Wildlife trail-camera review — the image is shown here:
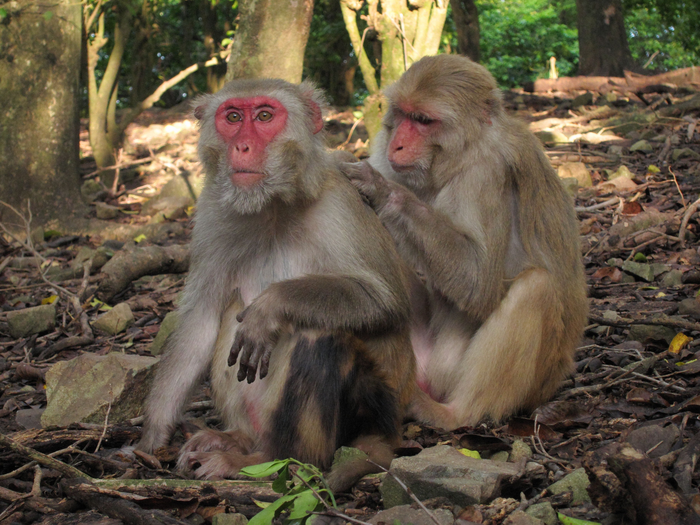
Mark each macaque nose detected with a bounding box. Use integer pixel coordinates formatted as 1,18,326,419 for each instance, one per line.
236,142,250,153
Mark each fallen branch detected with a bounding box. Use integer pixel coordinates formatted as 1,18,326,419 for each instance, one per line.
0,433,89,480
589,314,700,333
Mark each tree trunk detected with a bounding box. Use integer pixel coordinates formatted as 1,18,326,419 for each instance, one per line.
226,0,314,83
201,0,227,93
576,0,634,76
450,0,480,62
340,0,447,140
0,0,85,227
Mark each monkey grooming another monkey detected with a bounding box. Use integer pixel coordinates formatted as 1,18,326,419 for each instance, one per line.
343,54,588,429
137,79,416,491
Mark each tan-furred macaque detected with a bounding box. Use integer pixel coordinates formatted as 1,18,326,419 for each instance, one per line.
137,78,416,490
343,55,588,429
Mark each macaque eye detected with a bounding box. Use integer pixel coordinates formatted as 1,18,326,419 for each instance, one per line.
257,111,273,122
226,112,242,123
411,114,435,125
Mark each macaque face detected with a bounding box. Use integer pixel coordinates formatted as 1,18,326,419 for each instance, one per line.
387,104,440,172
214,96,289,189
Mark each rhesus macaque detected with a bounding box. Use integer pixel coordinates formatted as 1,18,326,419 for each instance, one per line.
138,79,416,490
342,55,588,429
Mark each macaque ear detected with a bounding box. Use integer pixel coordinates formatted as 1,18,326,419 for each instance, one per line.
299,81,326,135
194,105,206,121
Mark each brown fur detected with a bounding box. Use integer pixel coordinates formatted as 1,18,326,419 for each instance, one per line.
138,79,415,491
343,55,588,428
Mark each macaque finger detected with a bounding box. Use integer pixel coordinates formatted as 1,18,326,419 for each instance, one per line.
244,345,267,384
236,309,248,323
229,332,245,366
259,350,271,379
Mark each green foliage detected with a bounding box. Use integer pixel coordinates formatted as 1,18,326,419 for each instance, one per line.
0,8,7,21
624,3,700,71
240,459,336,525
625,0,698,58
477,0,578,88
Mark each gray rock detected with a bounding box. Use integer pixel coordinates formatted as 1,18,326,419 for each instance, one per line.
559,177,580,195
159,173,204,200
16,407,44,429
369,505,453,525
96,202,120,220
672,148,700,161
7,304,56,338
491,451,509,462
509,440,533,462
504,510,544,525
661,270,684,287
630,139,653,153
525,502,558,525
380,445,521,508
212,514,249,525
626,424,679,457
142,195,192,220
92,303,135,335
41,353,159,427
679,298,700,320
572,92,594,108
71,246,110,272
608,144,625,156
547,467,591,504
81,180,107,202
608,164,635,180
628,324,676,345
557,162,592,187
150,311,179,355
621,261,654,282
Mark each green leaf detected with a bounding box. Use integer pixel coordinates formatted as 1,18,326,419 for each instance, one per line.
557,513,601,525
42,10,53,21
287,490,320,520
133,234,147,243
248,494,296,525
272,465,290,493
0,8,7,20
240,459,290,478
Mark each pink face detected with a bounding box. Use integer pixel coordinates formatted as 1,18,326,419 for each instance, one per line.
387,103,440,171
214,96,289,188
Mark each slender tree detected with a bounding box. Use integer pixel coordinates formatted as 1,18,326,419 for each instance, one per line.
451,0,480,62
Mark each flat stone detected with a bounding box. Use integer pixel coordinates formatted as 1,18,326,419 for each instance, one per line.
572,92,593,108
509,440,533,462
525,502,558,525
41,353,159,427
92,303,135,335
96,202,120,219
547,468,591,504
679,298,700,320
661,270,684,287
150,311,179,355
628,324,676,345
625,424,679,457
380,445,521,508
608,164,635,180
369,505,453,525
504,510,544,525
7,304,56,338
621,261,654,282
212,514,249,525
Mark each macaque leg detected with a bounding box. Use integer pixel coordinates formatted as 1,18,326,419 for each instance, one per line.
413,269,572,428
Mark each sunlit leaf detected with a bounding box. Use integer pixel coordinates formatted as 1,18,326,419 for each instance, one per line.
0,8,7,20
457,448,481,459
133,234,147,243
42,295,58,305
240,459,289,478
43,10,53,21
287,490,321,519
669,333,692,354
557,513,601,525
647,164,661,173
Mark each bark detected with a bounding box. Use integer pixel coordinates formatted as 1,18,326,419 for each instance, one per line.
576,0,635,76
450,0,480,62
226,0,314,83
0,0,85,227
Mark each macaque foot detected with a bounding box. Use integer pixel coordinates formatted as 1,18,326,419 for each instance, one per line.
177,428,264,479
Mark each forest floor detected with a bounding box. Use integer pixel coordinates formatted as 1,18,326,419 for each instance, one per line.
0,85,700,525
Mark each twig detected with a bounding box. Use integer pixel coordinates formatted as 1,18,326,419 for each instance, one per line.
669,167,686,207
311,509,373,525
30,465,42,497
0,433,90,480
337,117,364,149
679,196,700,246
589,313,700,332
84,156,154,178
0,439,89,481
575,196,620,213
95,402,112,453
368,460,441,525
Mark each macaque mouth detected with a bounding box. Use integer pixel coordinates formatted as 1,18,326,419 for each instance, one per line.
230,171,266,188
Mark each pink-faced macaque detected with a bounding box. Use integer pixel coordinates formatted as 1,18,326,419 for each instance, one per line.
342,55,588,429
137,79,416,491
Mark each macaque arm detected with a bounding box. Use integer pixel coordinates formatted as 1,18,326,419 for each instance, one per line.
139,262,236,452
344,162,506,318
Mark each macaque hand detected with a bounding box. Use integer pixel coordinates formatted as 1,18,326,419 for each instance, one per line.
341,161,392,211
228,300,282,383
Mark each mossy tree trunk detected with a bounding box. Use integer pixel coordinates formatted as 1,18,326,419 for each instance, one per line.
225,0,315,82
450,0,479,62
340,0,447,140
0,0,85,228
